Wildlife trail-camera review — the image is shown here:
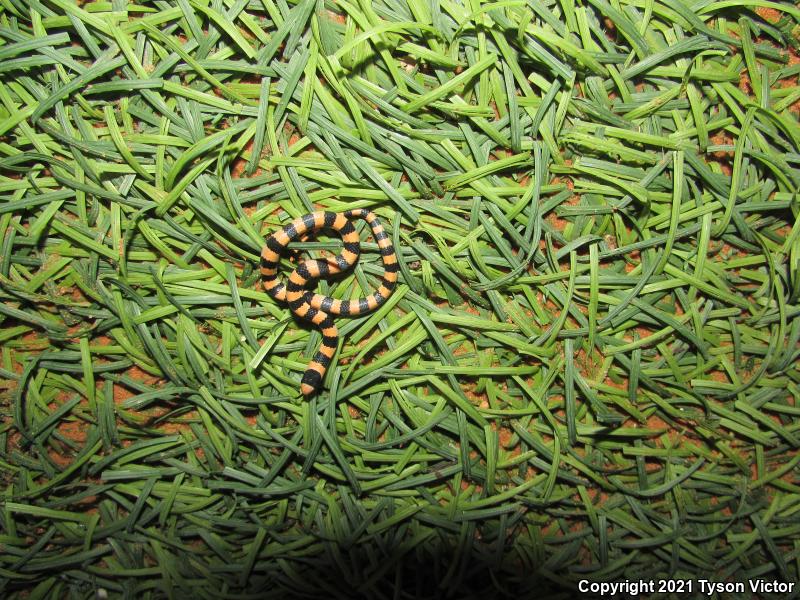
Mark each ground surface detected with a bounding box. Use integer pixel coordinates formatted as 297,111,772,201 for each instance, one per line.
1,0,799,598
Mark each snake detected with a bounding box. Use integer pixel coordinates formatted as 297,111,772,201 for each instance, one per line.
261,209,399,396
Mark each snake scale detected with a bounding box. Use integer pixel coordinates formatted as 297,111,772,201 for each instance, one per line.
261,210,399,396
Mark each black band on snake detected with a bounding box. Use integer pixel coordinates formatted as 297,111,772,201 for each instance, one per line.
261,209,399,396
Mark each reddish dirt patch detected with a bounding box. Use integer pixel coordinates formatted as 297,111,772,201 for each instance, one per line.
50,418,88,467
738,71,753,97
231,138,263,178
573,346,603,380
709,130,734,175
327,10,346,25
545,186,579,233
17,331,49,353
463,384,489,410
755,7,781,22
109,365,198,435
623,249,641,273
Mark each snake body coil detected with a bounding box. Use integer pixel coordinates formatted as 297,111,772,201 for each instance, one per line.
261,209,399,396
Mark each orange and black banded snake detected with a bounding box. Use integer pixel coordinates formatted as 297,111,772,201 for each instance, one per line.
261,209,399,396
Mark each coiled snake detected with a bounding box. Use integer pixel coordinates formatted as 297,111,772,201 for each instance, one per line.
261,210,399,395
